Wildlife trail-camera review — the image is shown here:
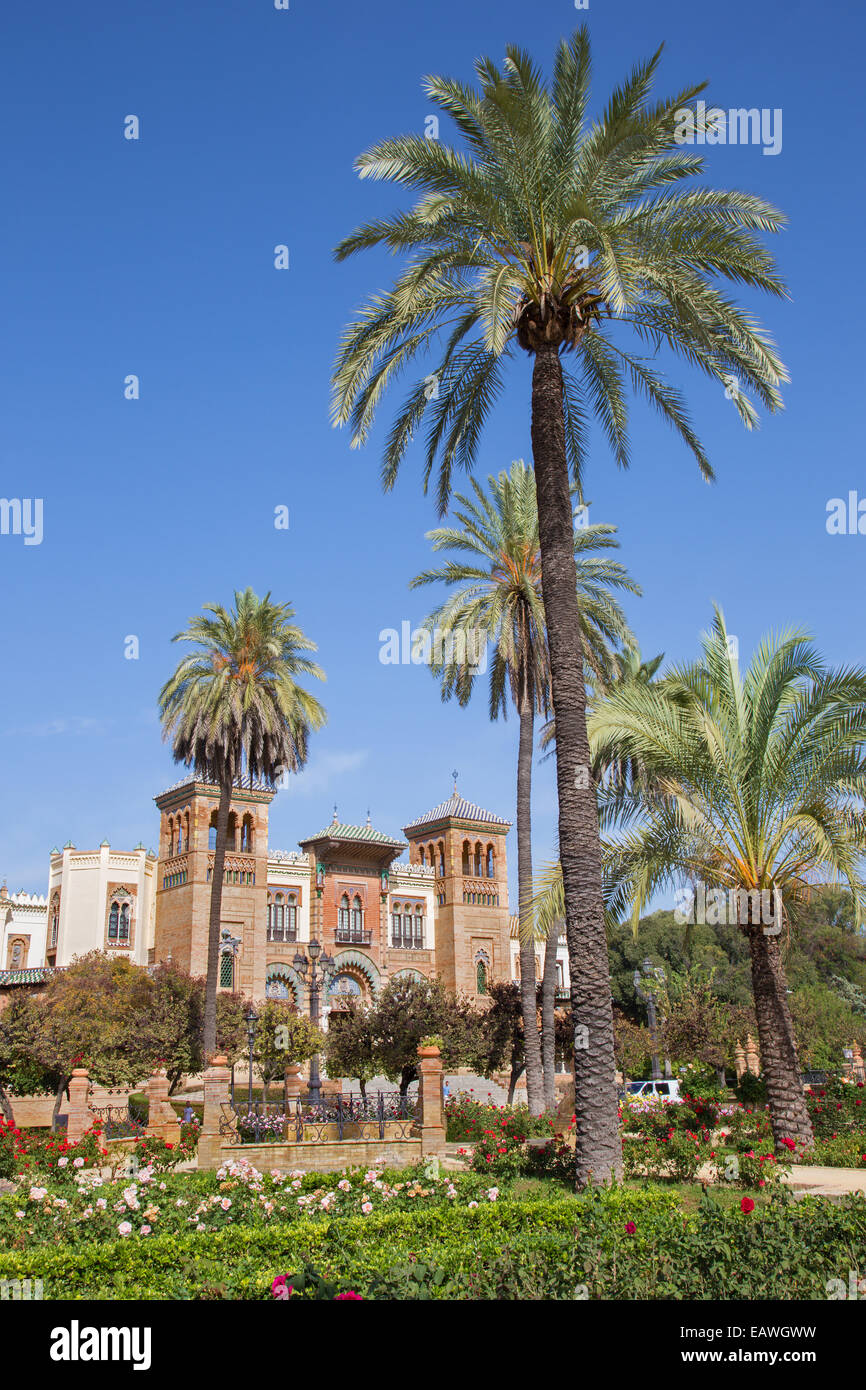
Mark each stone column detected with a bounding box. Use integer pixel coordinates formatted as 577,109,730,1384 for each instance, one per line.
734,1042,746,1081
198,1055,231,1169
66,1068,94,1145
745,1034,760,1077
851,1042,864,1083
417,1045,446,1157
145,1068,181,1145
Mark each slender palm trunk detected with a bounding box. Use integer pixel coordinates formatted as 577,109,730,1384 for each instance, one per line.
541,920,560,1108
0,1082,14,1126
517,699,544,1116
747,927,813,1148
530,342,621,1184
203,780,232,1060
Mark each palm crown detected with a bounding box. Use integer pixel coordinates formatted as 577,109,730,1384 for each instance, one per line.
332,25,788,513
158,587,327,785
409,458,639,715
593,609,866,933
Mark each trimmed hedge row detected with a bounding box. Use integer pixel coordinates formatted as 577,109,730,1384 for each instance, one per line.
2,1185,864,1300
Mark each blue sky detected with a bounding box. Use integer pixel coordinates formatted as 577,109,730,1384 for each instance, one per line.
1,0,864,906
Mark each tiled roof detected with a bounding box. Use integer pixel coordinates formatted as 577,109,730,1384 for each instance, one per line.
404,793,511,832
0,967,55,987
156,773,272,798
298,821,406,850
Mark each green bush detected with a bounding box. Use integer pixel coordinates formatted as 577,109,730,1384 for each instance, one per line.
4,1185,864,1300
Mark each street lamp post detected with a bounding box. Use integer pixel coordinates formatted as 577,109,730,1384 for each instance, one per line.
245,1004,258,1111
293,938,335,1106
634,957,666,1082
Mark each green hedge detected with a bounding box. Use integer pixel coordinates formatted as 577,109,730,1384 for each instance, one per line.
3,1185,864,1300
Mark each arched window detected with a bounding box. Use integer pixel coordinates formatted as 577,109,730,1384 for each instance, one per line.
418,846,425,867
352,895,363,934
10,940,23,968
338,894,351,935
462,841,471,875
391,903,402,946
108,902,119,940
119,902,130,941
273,893,285,942
49,896,59,948
486,845,495,878
226,813,237,851
287,893,298,940
176,819,184,854
241,815,253,852
474,842,483,876
208,818,217,851
438,843,445,876
413,909,425,949
476,958,488,995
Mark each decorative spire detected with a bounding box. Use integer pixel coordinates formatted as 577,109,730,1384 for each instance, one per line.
332,803,338,824
452,768,459,794
366,807,372,828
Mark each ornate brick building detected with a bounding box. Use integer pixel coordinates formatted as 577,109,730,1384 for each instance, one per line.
151,780,513,1009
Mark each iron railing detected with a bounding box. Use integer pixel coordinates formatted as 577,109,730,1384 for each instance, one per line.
220,1091,417,1146
90,1103,145,1140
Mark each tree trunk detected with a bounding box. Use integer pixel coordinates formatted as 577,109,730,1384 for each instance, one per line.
517,699,544,1116
530,342,621,1185
52,1076,68,1134
0,1081,14,1126
203,779,233,1060
507,1063,524,1107
541,923,560,1109
747,927,813,1148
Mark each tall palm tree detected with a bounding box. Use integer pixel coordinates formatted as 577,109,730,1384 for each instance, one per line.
331,26,787,1182
535,643,664,1105
158,588,327,1058
591,609,866,1146
410,458,638,1114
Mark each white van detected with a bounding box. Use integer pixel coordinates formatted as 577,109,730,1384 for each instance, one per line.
623,1079,682,1103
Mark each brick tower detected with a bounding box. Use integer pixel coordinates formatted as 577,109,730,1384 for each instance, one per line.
153,777,275,999
403,791,511,1000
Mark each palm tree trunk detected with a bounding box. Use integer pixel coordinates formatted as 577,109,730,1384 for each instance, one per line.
541,921,560,1108
517,699,544,1117
747,927,813,1148
530,341,621,1184
0,1081,14,1126
203,779,232,1059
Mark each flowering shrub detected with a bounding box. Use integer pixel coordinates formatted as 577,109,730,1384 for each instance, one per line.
803,1132,866,1168
445,1094,552,1144
806,1078,866,1139
0,1120,28,1180
622,1127,711,1183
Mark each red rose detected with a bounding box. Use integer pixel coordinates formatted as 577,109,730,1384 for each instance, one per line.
740,1197,755,1213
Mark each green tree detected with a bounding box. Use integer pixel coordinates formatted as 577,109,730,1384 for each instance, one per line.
410,458,637,1113
373,976,480,1096
158,588,327,1058
331,27,786,1182
144,963,206,1094
324,999,379,1099
0,993,51,1124
593,608,866,1147
253,999,324,1102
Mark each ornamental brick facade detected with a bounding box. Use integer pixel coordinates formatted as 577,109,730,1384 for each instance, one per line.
150,782,513,1009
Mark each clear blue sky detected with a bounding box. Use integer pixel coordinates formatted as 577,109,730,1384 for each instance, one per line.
2,0,864,908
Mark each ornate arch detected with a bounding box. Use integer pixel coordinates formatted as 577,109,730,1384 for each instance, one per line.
390,967,425,984
265,962,302,1006
329,949,381,999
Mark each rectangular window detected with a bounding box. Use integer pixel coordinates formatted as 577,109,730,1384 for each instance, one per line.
219,953,234,989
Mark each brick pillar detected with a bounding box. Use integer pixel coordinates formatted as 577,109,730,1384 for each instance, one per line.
283,1064,303,1104
745,1034,760,1077
852,1042,864,1082
145,1069,181,1145
417,1045,446,1157
66,1068,94,1145
734,1042,746,1080
198,1055,231,1169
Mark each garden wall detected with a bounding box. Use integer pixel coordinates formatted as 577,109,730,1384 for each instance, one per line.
225,1137,423,1173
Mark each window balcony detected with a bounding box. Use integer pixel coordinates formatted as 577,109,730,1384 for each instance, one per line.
335,926,373,946
267,926,299,944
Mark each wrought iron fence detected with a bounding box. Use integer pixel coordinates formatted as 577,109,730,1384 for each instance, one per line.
90,1104,145,1140
219,1091,417,1146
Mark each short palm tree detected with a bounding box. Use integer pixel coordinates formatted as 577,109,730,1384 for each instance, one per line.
158,588,327,1058
410,458,638,1113
331,25,787,1182
591,609,866,1146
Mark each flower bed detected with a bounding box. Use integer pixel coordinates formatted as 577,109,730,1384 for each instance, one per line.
1,1162,864,1300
